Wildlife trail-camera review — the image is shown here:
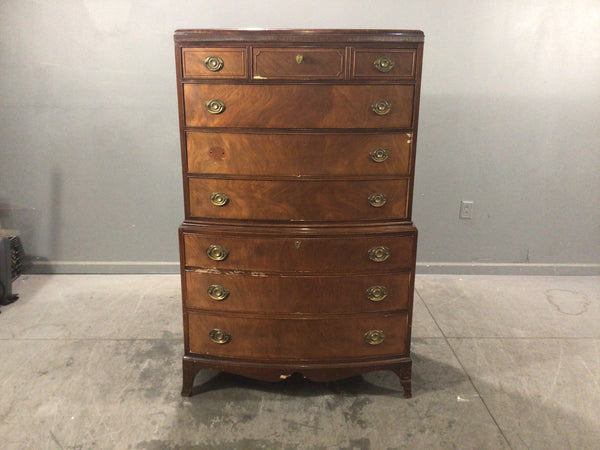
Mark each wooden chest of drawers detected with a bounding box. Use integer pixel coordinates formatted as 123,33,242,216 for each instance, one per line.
174,29,424,397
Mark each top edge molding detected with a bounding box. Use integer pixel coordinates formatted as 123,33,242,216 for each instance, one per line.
174,29,425,43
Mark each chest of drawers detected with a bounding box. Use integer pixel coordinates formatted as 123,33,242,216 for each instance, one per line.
175,29,424,397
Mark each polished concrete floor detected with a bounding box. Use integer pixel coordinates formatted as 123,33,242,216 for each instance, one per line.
0,274,598,449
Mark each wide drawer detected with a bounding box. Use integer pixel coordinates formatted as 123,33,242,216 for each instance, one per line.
187,311,408,360
352,49,417,79
181,47,247,78
188,178,409,221
181,229,416,273
253,47,345,80
185,270,412,313
183,84,414,128
186,131,412,176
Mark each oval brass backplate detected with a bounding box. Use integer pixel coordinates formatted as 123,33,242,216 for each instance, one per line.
364,330,385,345
204,55,224,72
206,99,225,114
368,246,390,262
210,192,229,206
209,328,231,344
370,148,389,163
365,286,388,302
373,56,395,73
368,193,387,207
371,99,392,115
206,244,228,261
207,284,229,301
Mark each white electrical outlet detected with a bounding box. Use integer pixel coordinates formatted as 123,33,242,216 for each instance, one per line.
459,201,474,219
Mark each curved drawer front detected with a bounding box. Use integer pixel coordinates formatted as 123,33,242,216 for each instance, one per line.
188,312,408,360
188,178,409,221
185,270,412,313
181,47,247,78
186,131,412,176
352,49,417,80
182,230,416,273
253,47,344,80
183,84,414,128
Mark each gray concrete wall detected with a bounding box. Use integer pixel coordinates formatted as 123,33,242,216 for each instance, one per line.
1,0,598,274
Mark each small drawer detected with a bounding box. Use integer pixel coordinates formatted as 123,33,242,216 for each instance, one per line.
186,131,413,177
181,228,416,273
181,47,247,78
253,47,345,80
187,178,409,221
185,270,413,313
352,49,416,79
183,84,414,128
187,312,409,360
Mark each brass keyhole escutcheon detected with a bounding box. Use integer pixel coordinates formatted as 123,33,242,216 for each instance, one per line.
204,55,224,72
294,241,301,249
206,99,225,114
365,286,388,302
370,148,389,162
296,55,304,64
209,328,231,344
206,244,228,261
364,330,385,345
371,100,392,116
373,56,395,73
210,192,229,206
368,193,387,207
368,246,390,262
207,284,229,301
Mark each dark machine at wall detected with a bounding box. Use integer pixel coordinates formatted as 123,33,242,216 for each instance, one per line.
0,231,25,306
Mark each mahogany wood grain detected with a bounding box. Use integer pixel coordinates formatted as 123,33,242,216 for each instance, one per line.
186,131,413,176
182,229,416,273
181,47,247,78
184,270,412,313
187,311,408,360
352,49,416,79
187,178,409,221
253,47,345,80
183,84,414,129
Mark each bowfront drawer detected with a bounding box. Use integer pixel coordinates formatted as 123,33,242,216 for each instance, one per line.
181,47,247,78
186,131,413,176
182,229,416,273
352,49,417,80
253,47,345,80
188,312,408,360
183,84,414,128
185,270,412,313
188,178,409,221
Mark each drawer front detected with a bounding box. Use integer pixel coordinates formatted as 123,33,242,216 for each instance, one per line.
253,47,344,80
188,178,409,221
185,270,412,313
182,231,416,273
352,49,416,79
181,47,247,78
188,312,408,360
183,84,414,128
186,131,412,176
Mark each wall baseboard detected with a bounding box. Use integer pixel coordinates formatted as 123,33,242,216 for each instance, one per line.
26,260,600,276
416,262,600,276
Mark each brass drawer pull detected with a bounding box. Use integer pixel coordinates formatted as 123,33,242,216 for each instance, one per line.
368,246,390,262
371,100,392,115
370,148,389,162
210,192,229,206
296,54,304,64
368,193,387,207
209,328,231,344
365,286,388,302
206,244,228,261
206,99,225,114
374,56,395,73
204,55,224,72
364,329,385,345
207,284,229,301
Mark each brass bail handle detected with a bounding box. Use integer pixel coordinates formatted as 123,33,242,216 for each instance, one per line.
371,100,392,116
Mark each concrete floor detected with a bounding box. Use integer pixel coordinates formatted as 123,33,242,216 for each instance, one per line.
0,274,598,449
